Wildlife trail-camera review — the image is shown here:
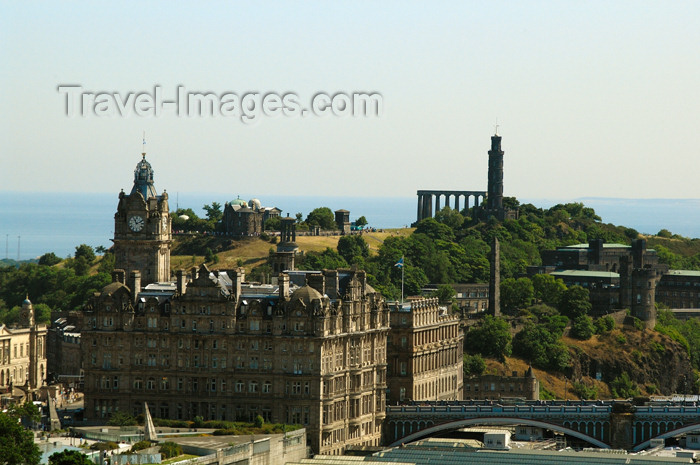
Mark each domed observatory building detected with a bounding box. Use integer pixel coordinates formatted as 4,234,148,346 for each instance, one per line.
222,196,280,236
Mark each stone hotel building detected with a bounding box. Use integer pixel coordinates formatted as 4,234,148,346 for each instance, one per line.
82,152,394,454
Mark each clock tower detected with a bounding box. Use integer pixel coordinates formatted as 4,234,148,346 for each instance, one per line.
113,151,171,288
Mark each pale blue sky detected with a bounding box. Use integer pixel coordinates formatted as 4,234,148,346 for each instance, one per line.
1,1,699,199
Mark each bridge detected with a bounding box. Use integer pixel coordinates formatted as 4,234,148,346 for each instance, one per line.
384,400,700,451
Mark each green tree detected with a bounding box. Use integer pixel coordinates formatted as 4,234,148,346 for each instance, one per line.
464,315,512,361
463,353,486,376
337,235,370,265
532,274,567,307
72,256,90,276
0,410,41,465
48,450,92,465
107,411,137,426
203,202,223,222
414,218,455,242
305,207,335,230
254,415,264,428
74,244,96,264
657,229,673,238
434,207,464,230
513,322,570,371
571,314,595,340
264,216,282,231
33,303,51,325
38,253,62,267
431,284,455,305
354,216,368,228
500,277,534,313
97,252,115,274
559,285,591,318
299,248,348,271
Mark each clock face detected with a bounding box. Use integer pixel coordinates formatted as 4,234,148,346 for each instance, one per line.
129,215,145,232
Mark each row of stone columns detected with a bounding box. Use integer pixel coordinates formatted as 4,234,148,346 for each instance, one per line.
416,192,485,222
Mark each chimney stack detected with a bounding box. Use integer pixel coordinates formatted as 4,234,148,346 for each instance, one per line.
279,273,290,300
176,270,187,295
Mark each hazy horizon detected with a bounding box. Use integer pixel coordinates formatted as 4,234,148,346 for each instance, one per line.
2,1,699,200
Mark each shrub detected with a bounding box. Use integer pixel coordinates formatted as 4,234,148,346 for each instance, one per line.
159,442,183,459
89,441,119,451
539,385,556,400
610,372,640,399
130,440,152,452
572,381,598,400
594,315,615,334
632,317,646,331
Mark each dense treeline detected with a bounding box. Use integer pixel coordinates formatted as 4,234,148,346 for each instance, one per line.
0,244,112,325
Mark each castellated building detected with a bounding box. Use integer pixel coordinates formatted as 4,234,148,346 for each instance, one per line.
0,298,48,400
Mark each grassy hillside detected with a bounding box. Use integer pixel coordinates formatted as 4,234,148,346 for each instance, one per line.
169,228,414,275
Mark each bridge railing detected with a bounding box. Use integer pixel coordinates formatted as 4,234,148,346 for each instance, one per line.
386,404,612,416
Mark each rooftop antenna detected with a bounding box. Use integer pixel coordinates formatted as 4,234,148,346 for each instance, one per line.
17,235,20,262
142,131,146,158
495,119,499,136
5,234,8,259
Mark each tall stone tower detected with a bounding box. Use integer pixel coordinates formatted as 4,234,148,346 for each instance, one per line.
486,134,504,219
488,237,501,316
620,239,658,329
113,152,171,288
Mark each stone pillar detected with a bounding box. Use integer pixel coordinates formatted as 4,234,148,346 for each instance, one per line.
610,413,633,450
435,194,441,214
417,194,423,222
427,194,433,218
489,237,501,317
454,195,460,213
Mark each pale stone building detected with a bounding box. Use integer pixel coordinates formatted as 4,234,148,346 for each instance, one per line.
0,298,48,402
386,298,463,405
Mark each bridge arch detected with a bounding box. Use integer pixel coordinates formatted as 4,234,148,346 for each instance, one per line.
388,417,610,449
633,421,700,452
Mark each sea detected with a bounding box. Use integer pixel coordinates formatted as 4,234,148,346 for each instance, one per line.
1,191,700,261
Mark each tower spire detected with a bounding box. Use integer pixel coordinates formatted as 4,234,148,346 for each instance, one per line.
142,131,146,158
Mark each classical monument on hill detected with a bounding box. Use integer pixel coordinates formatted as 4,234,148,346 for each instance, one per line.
415,133,518,224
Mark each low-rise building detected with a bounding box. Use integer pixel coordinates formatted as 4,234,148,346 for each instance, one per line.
463,368,539,401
